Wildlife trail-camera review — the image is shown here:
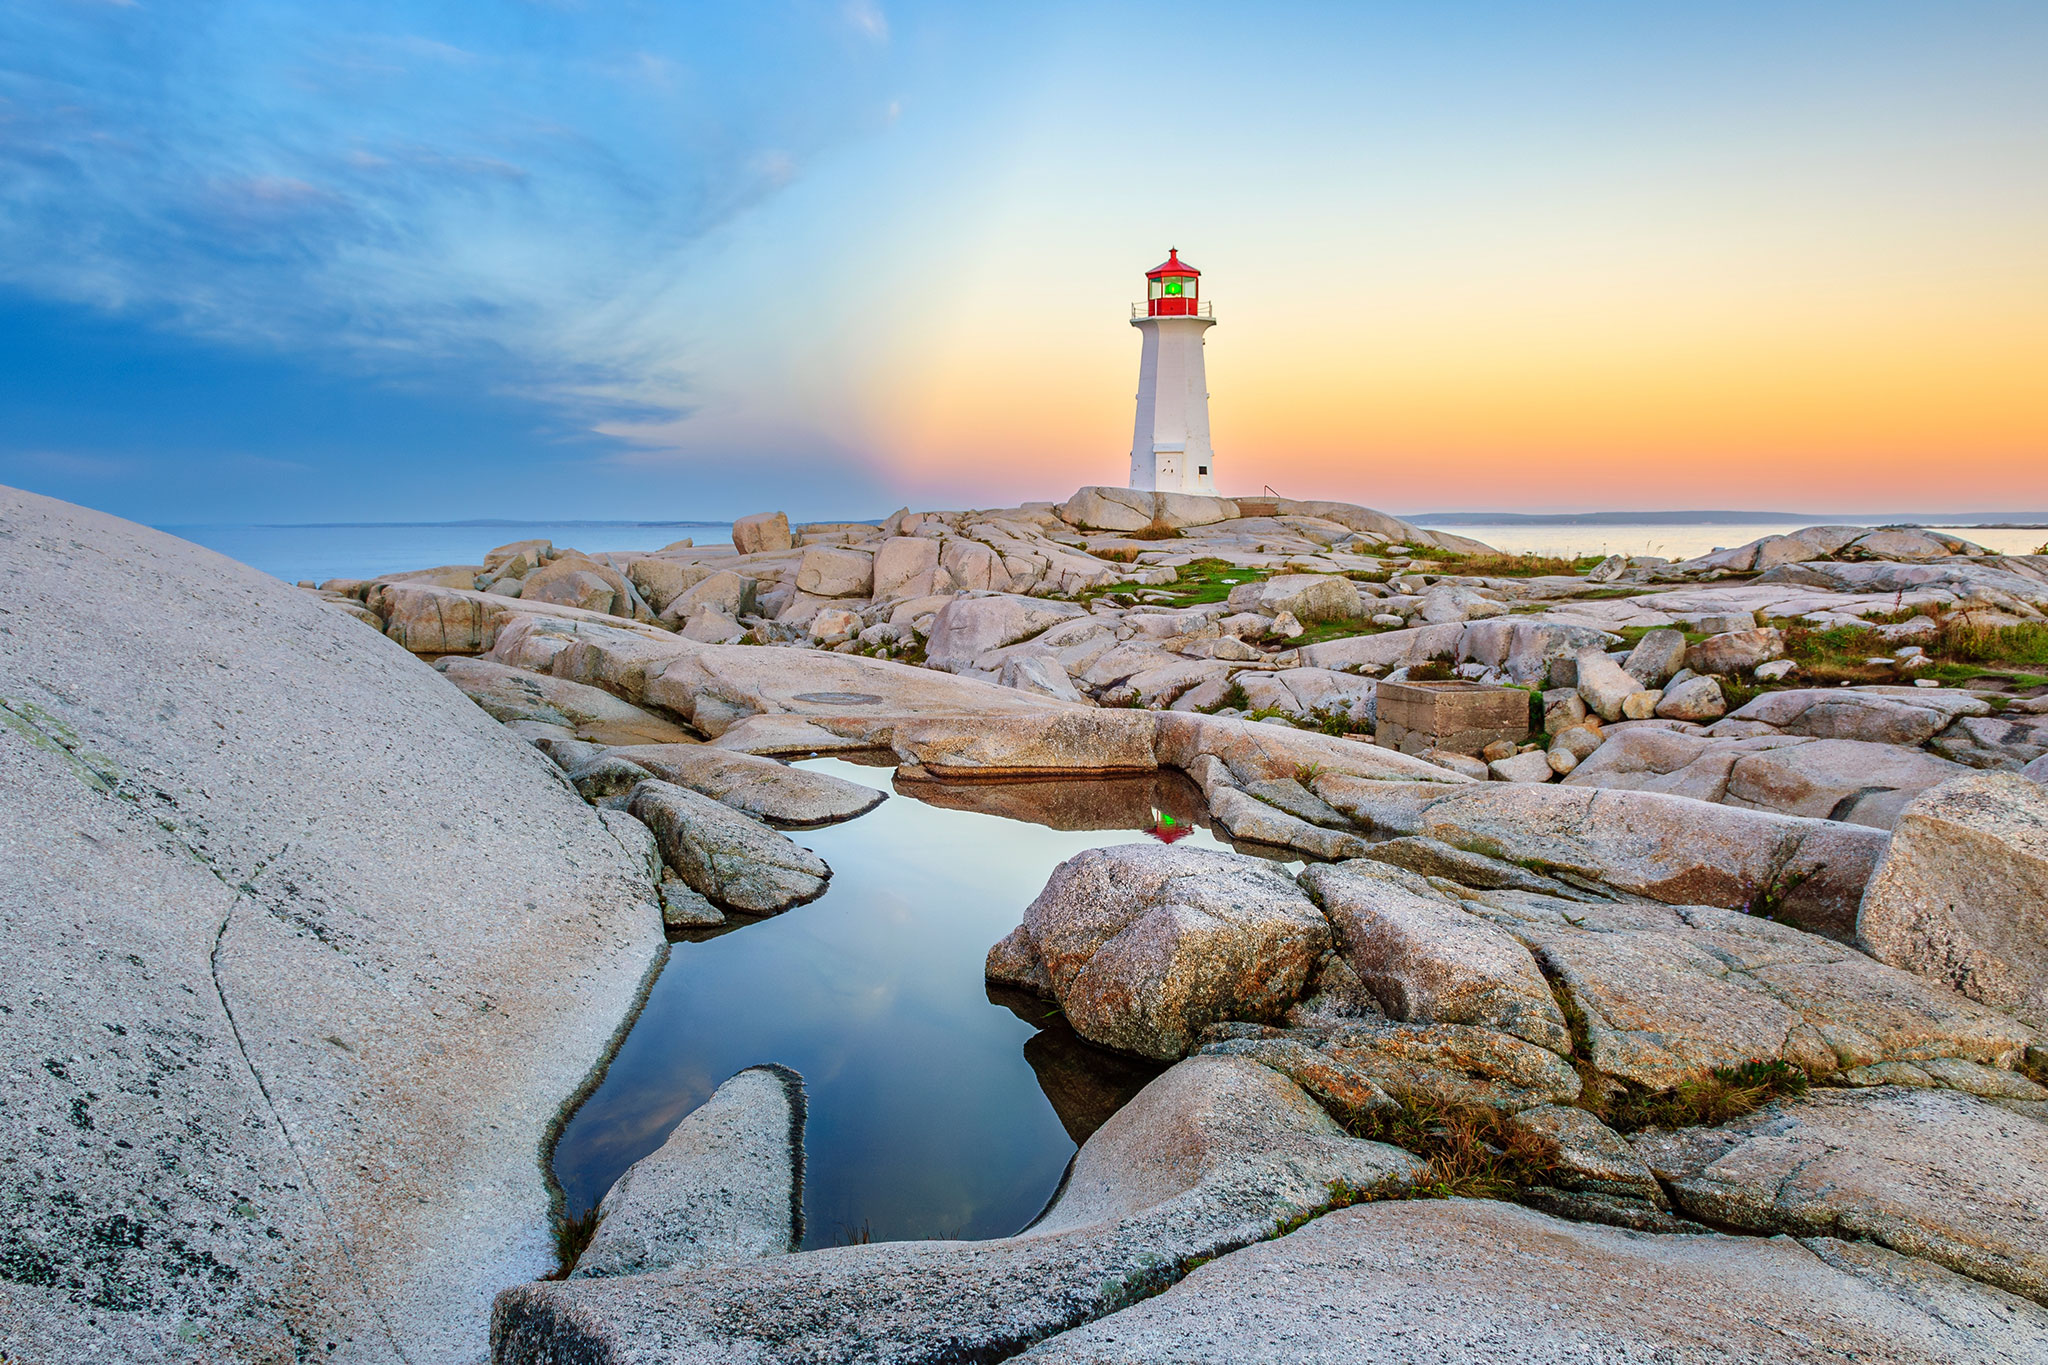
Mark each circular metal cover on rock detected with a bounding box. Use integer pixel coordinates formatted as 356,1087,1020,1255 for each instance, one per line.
791,691,885,705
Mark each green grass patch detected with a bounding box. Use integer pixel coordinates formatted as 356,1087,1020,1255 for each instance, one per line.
1086,557,1269,608
547,1205,603,1279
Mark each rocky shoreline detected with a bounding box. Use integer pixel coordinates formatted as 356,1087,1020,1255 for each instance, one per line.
6,481,2047,1362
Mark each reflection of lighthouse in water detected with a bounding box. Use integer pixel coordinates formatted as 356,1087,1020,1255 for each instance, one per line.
1128,248,1217,496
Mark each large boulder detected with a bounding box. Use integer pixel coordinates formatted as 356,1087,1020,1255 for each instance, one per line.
870,535,942,599
1685,627,1785,674
794,545,874,598
0,488,664,1361
1300,861,1569,1052
1858,772,2048,1030
493,1056,1422,1364
1726,687,1992,745
991,844,1331,1059
1634,1086,2048,1304
1314,780,1887,937
1015,1199,2048,1363
665,569,759,623
437,656,697,745
1497,897,2031,1090
1562,726,1971,830
731,510,792,555
627,779,830,914
570,1066,805,1279
1057,486,1242,532
1224,573,1362,623
1573,646,1644,722
923,594,1090,671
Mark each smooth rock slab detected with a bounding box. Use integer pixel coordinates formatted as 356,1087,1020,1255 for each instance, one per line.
1015,1199,2048,1364
1002,844,1332,1060
493,1056,1422,1365
572,1066,804,1279
1316,780,1888,938
1634,1086,2048,1304
606,743,884,826
0,488,664,1362
1859,772,2048,1031
436,654,700,740
628,779,830,914
1499,899,2033,1090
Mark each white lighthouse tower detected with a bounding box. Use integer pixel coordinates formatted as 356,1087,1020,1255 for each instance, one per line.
1128,248,1217,495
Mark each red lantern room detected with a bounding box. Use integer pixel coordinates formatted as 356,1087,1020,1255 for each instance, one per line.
1144,248,1202,316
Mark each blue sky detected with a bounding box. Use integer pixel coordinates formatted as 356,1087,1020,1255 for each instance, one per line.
3,2,2043,523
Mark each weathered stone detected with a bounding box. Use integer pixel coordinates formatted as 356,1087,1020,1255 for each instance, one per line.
1423,747,1489,781
1511,899,2032,1090
1655,672,1727,720
1507,1104,1665,1204
1619,688,1663,720
1488,748,1555,783
1014,1199,2048,1365
1728,686,1991,745
1574,646,1640,722
521,555,628,615
1858,772,2048,1031
628,779,829,914
794,545,874,598
437,656,696,746
869,535,943,599
1460,621,1621,687
1225,573,1362,622
571,1066,802,1279
0,488,664,1361
1205,783,1372,860
998,651,1086,702
1634,1086,2048,1304
494,1056,1422,1364
658,878,725,927
924,593,1090,670
1360,782,1887,935
1005,844,1331,1059
604,744,883,826
1724,737,1971,828
1354,835,1591,899
666,569,759,622
1301,862,1569,1051
1685,627,1786,674
1209,1018,1580,1111
624,557,712,612
1622,627,1688,687
1242,777,1350,828
731,510,792,554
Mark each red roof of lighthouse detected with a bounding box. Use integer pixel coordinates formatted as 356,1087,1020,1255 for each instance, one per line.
1145,248,1199,279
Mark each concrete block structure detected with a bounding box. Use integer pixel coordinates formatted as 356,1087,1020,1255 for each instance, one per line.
1375,680,1531,757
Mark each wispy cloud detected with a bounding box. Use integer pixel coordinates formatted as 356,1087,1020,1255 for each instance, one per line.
0,1,900,442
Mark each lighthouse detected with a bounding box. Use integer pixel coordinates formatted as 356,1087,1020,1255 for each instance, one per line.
1128,248,1217,495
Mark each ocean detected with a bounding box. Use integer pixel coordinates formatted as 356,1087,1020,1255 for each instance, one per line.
163,517,2046,586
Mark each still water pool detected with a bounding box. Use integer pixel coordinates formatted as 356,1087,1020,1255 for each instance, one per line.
549,758,1260,1249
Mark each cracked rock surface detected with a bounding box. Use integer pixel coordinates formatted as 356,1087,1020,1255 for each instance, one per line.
0,487,666,1363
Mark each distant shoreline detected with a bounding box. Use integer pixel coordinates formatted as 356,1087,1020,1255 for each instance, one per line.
1406,511,2048,529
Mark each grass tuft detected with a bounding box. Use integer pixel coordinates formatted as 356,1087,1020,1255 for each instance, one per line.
547,1205,603,1279
1342,1097,1559,1200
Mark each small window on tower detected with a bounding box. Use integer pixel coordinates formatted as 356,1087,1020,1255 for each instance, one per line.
1198,466,1208,475
1162,277,1183,296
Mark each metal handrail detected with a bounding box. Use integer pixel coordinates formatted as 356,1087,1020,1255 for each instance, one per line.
1131,301,1215,319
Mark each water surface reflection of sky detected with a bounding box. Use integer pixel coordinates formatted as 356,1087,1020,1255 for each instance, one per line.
551,759,1251,1248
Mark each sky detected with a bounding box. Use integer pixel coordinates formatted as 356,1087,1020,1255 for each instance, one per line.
2,1,2044,525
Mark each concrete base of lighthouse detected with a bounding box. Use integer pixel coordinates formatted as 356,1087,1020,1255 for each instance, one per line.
1128,315,1217,496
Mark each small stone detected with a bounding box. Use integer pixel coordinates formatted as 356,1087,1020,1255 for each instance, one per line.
659,879,726,928
1480,739,1518,763
1270,610,1305,639
1754,659,1799,682
1546,747,1578,775
1422,749,1490,781
1488,749,1555,783
1620,689,1663,720
1654,674,1727,722
1371,613,1406,628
